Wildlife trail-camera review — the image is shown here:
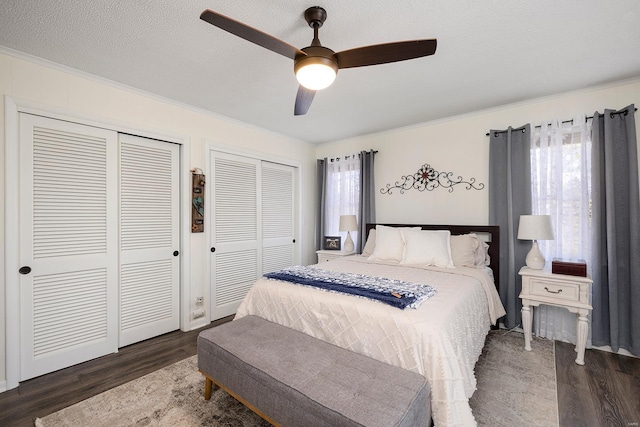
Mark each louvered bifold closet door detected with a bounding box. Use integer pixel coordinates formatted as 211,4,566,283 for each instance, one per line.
19,114,118,381
262,162,296,274
210,152,261,320
119,134,180,347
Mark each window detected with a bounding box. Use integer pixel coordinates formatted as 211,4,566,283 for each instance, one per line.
531,118,592,261
324,155,360,246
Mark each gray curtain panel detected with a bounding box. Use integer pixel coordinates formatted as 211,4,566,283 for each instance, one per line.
489,125,532,329
316,158,328,251
590,105,640,356
358,150,376,253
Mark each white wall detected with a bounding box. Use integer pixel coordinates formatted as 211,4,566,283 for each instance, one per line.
0,51,317,389
316,78,640,227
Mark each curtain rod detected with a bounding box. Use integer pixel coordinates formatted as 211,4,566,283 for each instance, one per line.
319,150,378,163
485,107,637,137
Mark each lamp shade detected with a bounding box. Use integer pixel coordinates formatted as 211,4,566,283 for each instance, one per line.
517,215,554,241
339,215,358,232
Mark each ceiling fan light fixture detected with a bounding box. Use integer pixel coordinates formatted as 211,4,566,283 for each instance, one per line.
294,56,338,90
200,7,437,115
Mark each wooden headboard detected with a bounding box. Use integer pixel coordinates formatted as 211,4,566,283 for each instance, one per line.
365,223,501,295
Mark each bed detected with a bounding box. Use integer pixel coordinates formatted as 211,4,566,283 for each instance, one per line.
235,224,506,426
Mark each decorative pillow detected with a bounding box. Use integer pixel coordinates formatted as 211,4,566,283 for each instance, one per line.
367,225,420,262
450,234,480,267
466,235,491,267
400,229,454,268
361,229,376,257
479,241,491,266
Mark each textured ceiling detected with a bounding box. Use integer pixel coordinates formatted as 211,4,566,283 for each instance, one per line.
1,1,640,144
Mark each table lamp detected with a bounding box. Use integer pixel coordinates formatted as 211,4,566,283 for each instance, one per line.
517,215,554,269
339,215,358,253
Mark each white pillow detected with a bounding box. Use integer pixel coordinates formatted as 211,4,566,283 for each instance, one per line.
450,233,480,268
400,229,454,268
361,229,376,257
367,225,420,262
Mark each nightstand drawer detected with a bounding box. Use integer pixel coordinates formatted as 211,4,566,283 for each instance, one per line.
316,250,354,263
317,253,334,263
529,278,579,302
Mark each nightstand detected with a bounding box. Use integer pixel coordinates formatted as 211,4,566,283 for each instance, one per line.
519,266,592,365
316,250,355,263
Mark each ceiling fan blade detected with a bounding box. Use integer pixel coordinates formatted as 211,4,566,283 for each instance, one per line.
335,39,437,69
294,86,316,116
200,9,305,60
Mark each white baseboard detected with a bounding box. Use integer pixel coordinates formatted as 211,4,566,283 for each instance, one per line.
189,318,210,331
591,344,638,359
0,380,7,393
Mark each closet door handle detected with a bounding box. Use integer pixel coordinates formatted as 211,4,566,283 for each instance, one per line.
173,251,179,257
210,247,216,253
19,266,31,275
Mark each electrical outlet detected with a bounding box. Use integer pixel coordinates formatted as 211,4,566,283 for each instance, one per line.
195,296,203,305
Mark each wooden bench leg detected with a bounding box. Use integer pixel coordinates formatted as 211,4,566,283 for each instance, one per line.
204,377,213,400
201,371,220,401
199,369,280,426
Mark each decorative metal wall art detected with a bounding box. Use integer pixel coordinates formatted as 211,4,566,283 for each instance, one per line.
380,163,484,195
191,169,205,232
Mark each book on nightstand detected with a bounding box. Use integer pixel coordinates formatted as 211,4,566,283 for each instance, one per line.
551,258,587,277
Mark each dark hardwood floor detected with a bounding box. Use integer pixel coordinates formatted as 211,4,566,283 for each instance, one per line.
1,320,638,426
0,315,233,427
556,341,640,427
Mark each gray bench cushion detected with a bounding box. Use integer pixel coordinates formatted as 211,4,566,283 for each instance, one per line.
198,315,431,427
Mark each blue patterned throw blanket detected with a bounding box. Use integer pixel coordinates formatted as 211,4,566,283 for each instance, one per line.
263,266,436,309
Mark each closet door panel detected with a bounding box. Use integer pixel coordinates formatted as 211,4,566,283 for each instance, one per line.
210,152,261,320
19,114,118,381
119,134,180,347
262,162,296,274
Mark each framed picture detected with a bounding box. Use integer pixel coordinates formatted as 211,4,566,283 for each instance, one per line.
323,236,341,250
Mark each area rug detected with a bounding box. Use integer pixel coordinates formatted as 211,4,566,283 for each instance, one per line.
469,330,558,426
36,330,557,427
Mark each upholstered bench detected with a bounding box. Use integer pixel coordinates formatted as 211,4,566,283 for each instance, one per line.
197,315,431,427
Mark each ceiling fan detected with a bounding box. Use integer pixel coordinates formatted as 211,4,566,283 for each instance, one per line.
200,6,437,116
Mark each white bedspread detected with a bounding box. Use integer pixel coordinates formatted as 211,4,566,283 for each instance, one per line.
235,256,506,426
